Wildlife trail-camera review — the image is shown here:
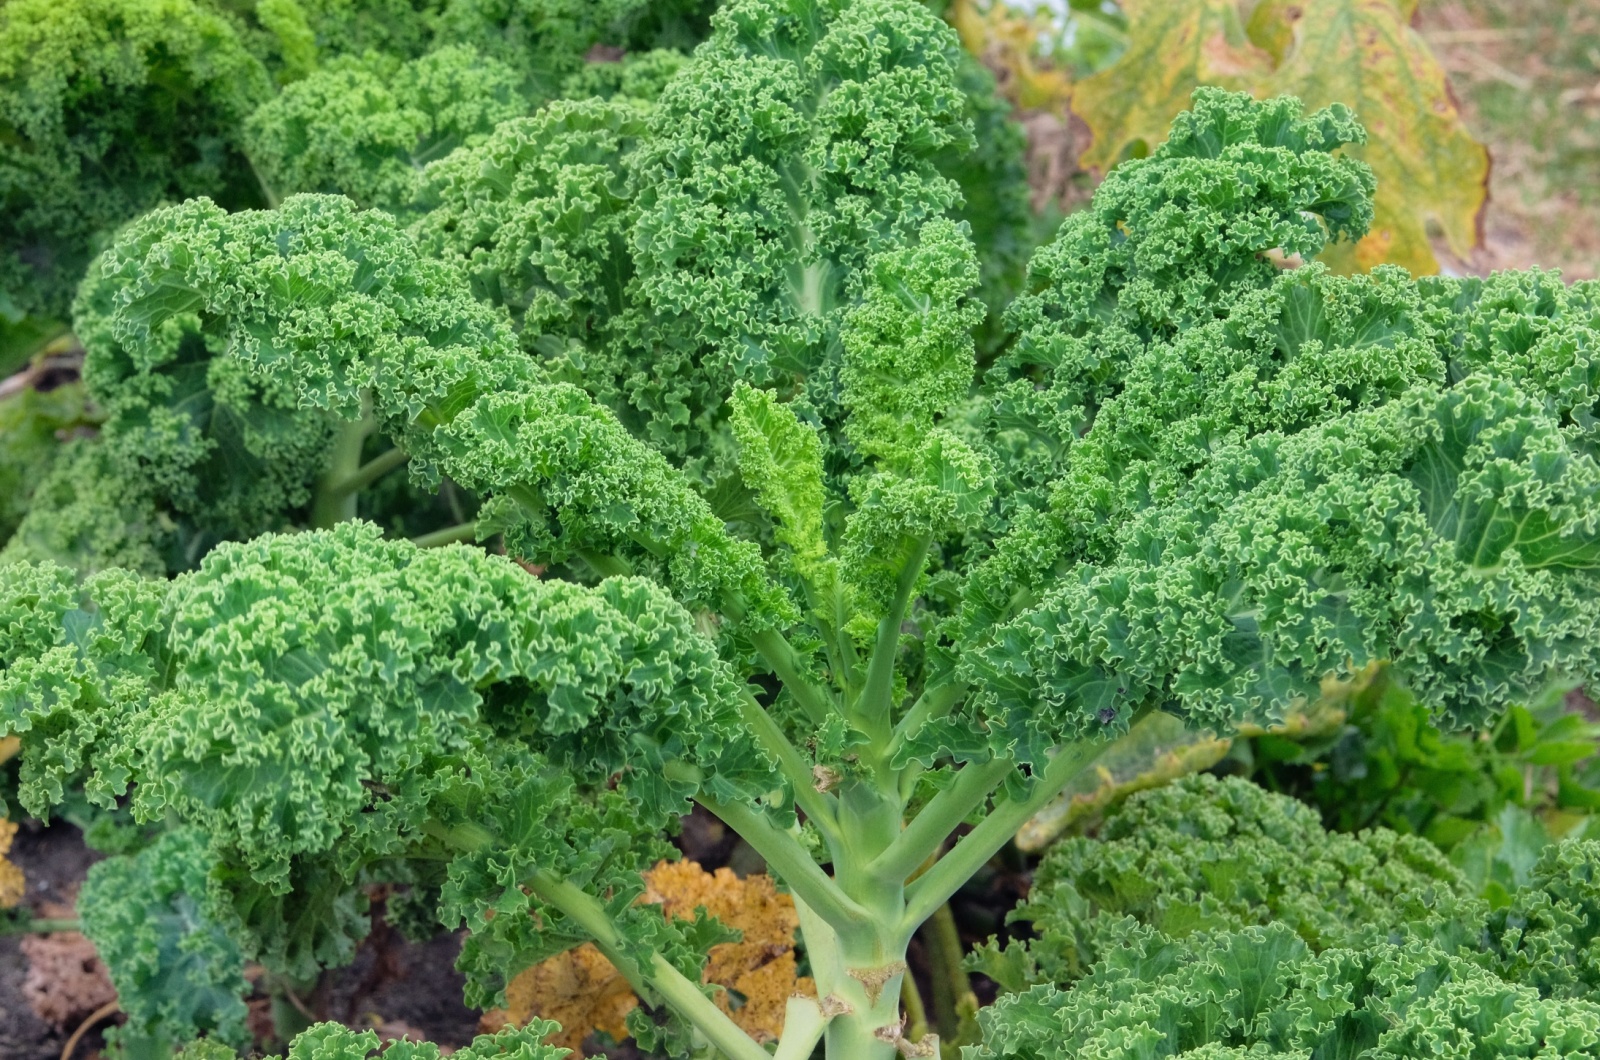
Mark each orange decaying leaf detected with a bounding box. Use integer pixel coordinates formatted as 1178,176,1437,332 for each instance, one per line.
0,818,24,909
498,860,815,1054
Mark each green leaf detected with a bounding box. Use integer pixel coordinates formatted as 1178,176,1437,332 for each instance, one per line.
79,829,251,1055
728,384,831,583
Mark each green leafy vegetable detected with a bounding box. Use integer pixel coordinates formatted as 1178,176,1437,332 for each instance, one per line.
0,0,271,366
81,829,252,1060
972,776,1600,1060
3,9,1600,1057
245,45,527,211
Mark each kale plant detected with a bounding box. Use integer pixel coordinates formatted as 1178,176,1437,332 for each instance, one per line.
972,775,1600,1059
4,1,1600,1057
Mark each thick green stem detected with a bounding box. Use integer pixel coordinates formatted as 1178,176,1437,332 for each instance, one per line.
311,413,375,528
696,795,871,935
923,902,973,1040
900,736,1116,937
795,896,905,1060
748,626,838,725
901,964,930,1044
857,536,931,742
526,872,769,1060
325,446,409,497
773,997,828,1060
576,549,633,578
868,756,1012,883
737,689,843,847
411,521,478,548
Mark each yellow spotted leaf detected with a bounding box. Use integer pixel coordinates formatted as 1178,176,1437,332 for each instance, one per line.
499,861,814,1055
1070,0,1273,171
1,818,23,910
1249,0,1488,274
948,0,1074,111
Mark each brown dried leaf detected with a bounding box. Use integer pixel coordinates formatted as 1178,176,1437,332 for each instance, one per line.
504,942,637,1053
19,931,117,1029
642,861,815,1043
502,861,814,1054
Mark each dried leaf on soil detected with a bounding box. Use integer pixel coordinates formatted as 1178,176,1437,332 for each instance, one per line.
0,818,22,909
496,861,814,1053
19,930,117,1029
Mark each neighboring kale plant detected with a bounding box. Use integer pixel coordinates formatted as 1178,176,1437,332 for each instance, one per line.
1,194,514,573
0,0,272,368
243,45,527,212
6,3,1600,1059
1240,664,1600,877
970,775,1600,1059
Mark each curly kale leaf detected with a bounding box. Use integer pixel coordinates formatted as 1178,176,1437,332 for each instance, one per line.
0,0,271,353
932,95,1600,759
966,372,1600,755
80,828,251,1058
972,919,1600,1060
0,561,165,813
4,523,774,981
244,45,527,213
432,0,655,101
619,0,973,460
974,776,1600,1060
0,440,171,576
0,382,96,546
1012,774,1474,985
70,193,521,551
174,1020,569,1060
937,51,1035,358
241,0,446,72
79,187,792,630
411,98,648,367
559,49,689,103
991,87,1374,501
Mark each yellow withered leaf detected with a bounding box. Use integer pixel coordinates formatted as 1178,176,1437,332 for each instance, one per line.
503,942,637,1053
1248,0,1488,275
1066,0,1486,275
1071,0,1273,172
1,818,24,910
947,0,1074,111
499,860,814,1055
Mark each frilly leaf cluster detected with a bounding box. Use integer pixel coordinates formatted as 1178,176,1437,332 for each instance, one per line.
175,1020,569,1060
0,0,272,352
970,775,1600,1060
3,523,774,988
79,828,252,1058
245,45,526,212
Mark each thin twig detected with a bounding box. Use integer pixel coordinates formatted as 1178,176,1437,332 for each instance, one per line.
1454,49,1534,92
280,980,317,1022
60,999,119,1060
